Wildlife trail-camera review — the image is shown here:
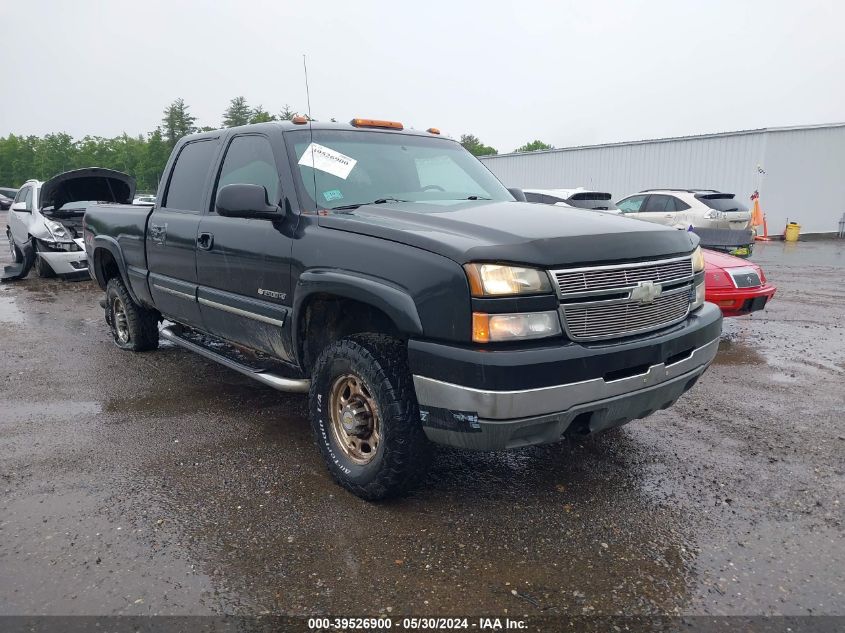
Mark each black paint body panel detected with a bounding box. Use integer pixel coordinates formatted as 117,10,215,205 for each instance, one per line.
84,121,708,383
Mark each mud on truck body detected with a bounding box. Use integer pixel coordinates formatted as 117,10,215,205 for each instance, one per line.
83,119,722,500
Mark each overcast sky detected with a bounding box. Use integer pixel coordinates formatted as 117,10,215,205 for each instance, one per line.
2,0,843,153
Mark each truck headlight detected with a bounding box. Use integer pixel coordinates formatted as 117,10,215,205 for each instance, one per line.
44,219,70,241
472,311,561,343
691,246,705,273
464,263,552,296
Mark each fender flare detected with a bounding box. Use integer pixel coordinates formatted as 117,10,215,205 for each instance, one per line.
292,269,424,362
91,235,141,305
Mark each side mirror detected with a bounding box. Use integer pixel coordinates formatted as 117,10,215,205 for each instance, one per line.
508,187,527,202
11,201,28,212
216,184,282,220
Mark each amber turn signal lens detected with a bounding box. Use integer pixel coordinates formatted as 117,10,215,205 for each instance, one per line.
292,115,308,124
427,127,441,134
350,118,404,130
472,312,490,343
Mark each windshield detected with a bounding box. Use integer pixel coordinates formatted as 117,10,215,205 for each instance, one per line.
286,129,513,211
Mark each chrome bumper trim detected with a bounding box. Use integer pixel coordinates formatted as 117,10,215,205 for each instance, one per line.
413,337,719,420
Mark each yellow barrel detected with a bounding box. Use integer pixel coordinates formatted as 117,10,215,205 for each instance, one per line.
784,222,801,242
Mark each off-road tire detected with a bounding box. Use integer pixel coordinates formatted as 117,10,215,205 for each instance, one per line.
105,277,159,352
7,230,22,263
309,334,431,501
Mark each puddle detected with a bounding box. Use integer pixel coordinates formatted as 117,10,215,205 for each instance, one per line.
713,336,767,367
0,293,25,323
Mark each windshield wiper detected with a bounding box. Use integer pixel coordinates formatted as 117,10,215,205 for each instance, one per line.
463,196,491,200
330,197,409,210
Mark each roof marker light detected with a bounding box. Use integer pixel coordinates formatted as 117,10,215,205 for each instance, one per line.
350,118,404,130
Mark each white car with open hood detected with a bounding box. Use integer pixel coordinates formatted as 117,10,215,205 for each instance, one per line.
4,168,135,280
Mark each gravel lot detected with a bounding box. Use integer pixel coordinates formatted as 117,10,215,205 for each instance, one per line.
1,211,843,619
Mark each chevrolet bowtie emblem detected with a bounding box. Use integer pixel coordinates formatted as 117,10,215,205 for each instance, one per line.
630,280,662,304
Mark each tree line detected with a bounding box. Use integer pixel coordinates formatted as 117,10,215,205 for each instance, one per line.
0,97,554,192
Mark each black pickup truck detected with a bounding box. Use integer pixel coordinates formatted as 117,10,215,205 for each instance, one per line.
83,118,722,500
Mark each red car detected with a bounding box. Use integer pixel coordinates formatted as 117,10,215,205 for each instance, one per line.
704,249,776,317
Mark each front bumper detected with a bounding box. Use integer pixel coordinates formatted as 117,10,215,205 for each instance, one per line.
38,238,90,278
707,284,776,317
409,302,722,450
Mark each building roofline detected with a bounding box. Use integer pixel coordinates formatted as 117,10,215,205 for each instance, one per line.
481,121,845,160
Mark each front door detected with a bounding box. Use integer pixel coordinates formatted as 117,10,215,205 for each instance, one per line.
8,184,34,246
616,194,648,220
196,133,295,361
146,138,220,329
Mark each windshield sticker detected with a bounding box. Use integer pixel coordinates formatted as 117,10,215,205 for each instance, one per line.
298,143,357,180
322,189,343,202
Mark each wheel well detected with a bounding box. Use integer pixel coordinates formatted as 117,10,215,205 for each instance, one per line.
94,248,121,287
299,294,402,373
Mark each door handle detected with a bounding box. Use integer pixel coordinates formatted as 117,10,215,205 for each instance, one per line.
197,232,214,250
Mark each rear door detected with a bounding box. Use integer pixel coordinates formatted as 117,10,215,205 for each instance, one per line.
196,132,294,360
639,194,682,227
146,137,221,328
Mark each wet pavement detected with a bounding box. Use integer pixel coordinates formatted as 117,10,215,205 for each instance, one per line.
1,216,843,618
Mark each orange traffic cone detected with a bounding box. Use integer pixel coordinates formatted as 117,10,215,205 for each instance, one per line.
750,191,771,241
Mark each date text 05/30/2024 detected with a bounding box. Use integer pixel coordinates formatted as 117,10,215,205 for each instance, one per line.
307,617,528,630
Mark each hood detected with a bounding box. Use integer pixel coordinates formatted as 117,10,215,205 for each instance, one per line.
39,168,135,210
318,200,699,267
703,248,759,271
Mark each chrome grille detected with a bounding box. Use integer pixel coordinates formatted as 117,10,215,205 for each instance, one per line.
562,288,691,341
554,257,693,296
550,255,696,341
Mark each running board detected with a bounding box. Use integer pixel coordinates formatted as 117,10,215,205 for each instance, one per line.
160,326,310,393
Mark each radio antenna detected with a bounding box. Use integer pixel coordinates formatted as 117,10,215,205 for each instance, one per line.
303,54,318,205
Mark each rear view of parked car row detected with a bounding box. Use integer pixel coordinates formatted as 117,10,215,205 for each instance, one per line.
2,119,774,500
526,186,755,254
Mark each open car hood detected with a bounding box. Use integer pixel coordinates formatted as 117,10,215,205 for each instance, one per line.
39,168,136,210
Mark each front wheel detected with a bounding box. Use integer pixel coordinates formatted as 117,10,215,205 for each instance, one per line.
105,277,159,351
309,334,431,501
7,230,22,263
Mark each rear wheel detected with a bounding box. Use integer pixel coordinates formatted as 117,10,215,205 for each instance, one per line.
105,277,159,351
309,334,430,501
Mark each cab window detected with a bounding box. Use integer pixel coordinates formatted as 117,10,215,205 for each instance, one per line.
164,140,218,213
214,135,280,209
617,195,646,213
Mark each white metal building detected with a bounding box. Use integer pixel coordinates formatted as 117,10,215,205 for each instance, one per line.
480,122,845,235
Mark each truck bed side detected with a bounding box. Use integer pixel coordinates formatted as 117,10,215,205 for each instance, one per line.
84,203,156,308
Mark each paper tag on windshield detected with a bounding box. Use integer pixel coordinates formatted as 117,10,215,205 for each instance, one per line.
298,142,357,180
